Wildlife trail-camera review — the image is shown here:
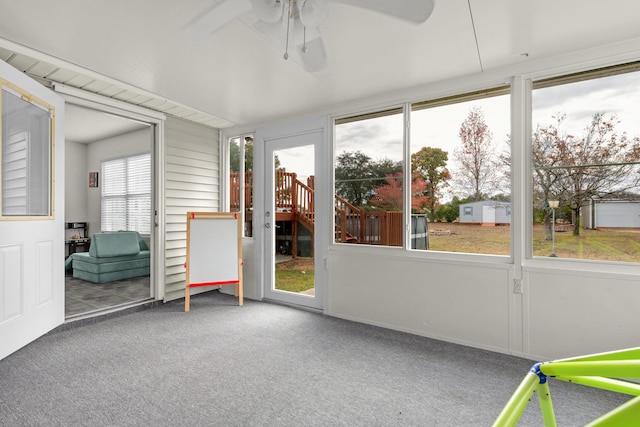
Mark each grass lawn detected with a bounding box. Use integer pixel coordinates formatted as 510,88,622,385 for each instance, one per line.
274,226,640,293
275,257,315,293
428,223,640,262
275,270,314,292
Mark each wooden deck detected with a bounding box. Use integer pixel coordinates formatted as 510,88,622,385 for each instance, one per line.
230,171,406,254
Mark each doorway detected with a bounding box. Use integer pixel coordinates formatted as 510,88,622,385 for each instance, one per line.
263,131,322,310
63,103,156,319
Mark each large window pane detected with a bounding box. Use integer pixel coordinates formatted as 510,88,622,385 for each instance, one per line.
410,89,511,255
532,66,640,262
334,108,404,246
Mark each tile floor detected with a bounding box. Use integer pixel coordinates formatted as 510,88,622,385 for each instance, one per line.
65,273,151,318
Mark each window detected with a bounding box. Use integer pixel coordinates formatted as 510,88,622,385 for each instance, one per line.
332,88,511,254
334,108,404,246
531,63,640,262
229,135,253,237
1,81,53,218
411,87,511,255
101,153,151,235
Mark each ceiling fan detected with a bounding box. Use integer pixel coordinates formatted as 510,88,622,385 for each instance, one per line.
187,0,436,72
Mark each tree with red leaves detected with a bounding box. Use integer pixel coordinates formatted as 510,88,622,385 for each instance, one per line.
369,172,430,212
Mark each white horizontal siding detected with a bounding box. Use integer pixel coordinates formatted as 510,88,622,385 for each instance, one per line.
163,116,220,302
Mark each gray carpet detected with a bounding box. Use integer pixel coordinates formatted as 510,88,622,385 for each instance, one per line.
0,291,629,426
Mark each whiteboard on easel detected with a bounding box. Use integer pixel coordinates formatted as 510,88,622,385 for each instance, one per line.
186,212,241,286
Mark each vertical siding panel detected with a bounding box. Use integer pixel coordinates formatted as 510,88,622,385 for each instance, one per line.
163,117,219,302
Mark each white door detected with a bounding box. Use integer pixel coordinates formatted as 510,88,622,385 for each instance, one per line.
595,201,640,228
263,131,322,310
0,61,65,360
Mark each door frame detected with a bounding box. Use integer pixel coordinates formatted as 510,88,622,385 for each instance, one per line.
52,83,166,302
254,119,328,312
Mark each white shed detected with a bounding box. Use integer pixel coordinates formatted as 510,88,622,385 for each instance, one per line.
587,200,640,228
459,200,511,225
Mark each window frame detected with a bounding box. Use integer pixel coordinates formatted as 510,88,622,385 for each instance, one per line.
528,61,640,264
226,133,254,238
331,85,512,257
333,105,407,248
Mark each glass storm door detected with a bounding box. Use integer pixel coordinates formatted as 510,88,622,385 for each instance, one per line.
263,132,321,310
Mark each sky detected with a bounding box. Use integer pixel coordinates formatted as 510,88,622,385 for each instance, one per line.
532,71,640,137
273,69,640,191
274,144,315,182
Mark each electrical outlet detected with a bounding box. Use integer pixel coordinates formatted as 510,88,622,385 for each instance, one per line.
513,279,523,294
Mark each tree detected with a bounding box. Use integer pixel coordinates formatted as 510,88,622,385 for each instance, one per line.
411,147,450,222
368,172,430,212
433,196,475,222
230,136,254,173
533,113,640,236
532,115,567,239
454,106,500,200
230,136,280,173
335,151,402,207
371,158,402,182
335,151,376,206
434,204,457,222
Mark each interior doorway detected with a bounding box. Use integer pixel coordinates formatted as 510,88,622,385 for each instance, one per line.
63,103,156,319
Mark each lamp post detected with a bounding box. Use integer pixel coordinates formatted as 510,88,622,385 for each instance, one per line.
549,200,559,257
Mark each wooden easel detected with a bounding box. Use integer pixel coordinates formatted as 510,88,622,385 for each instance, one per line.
184,212,243,312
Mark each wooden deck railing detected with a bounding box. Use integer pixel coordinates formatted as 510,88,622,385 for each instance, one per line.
231,171,404,247
230,171,253,211
334,195,402,246
295,179,314,230
334,195,361,243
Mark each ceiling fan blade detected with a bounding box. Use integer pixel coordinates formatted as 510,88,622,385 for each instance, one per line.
297,0,330,28
250,0,285,24
186,0,252,39
296,35,327,72
332,0,435,24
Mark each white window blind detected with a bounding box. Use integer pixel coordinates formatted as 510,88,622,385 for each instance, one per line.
101,153,151,234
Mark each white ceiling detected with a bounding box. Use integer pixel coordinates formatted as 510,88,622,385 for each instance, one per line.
65,104,149,144
0,0,640,132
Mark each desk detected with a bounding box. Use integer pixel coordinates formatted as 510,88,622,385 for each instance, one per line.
65,222,89,257
66,238,90,256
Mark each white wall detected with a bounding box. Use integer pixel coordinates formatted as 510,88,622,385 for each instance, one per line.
85,127,152,235
327,247,513,352
64,141,87,222
524,266,640,360
238,38,640,362
240,240,257,299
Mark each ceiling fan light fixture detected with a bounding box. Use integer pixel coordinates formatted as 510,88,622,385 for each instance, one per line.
250,0,285,24
297,0,329,28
